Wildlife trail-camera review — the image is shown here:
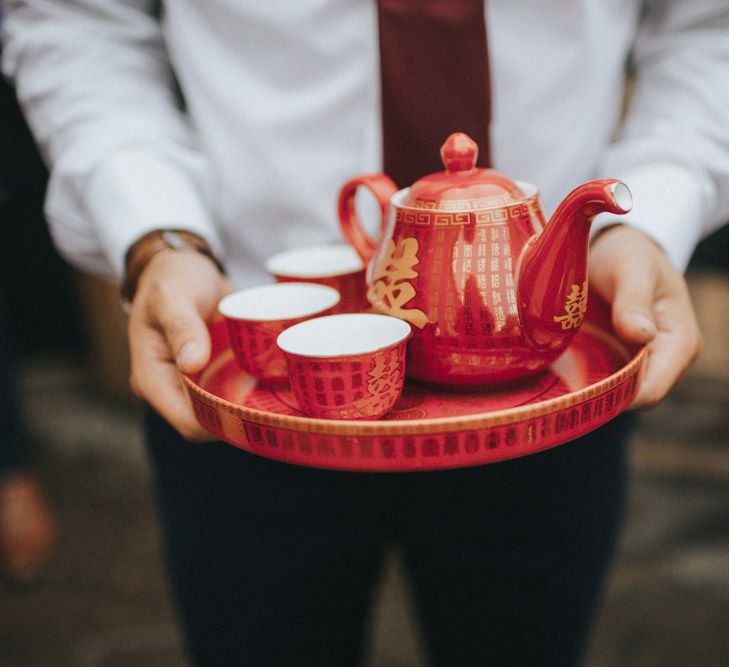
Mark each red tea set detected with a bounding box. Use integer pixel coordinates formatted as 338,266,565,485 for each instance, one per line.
186,133,644,470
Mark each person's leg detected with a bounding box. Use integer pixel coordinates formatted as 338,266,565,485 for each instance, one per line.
144,409,396,666
0,302,56,583
400,415,631,666
0,300,28,476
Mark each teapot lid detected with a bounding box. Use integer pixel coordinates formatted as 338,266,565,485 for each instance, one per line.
404,133,525,209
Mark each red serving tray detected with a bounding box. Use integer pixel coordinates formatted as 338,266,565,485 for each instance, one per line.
184,297,645,472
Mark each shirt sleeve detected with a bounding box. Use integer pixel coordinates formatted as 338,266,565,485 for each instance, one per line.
593,0,729,271
1,0,223,281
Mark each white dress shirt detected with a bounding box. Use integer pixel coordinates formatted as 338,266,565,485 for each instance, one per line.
2,0,729,288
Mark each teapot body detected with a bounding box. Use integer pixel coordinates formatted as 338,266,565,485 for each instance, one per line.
337,133,631,389
347,184,563,387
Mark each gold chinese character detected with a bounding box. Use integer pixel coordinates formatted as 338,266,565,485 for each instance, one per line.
353,349,402,416
368,238,428,329
553,281,588,330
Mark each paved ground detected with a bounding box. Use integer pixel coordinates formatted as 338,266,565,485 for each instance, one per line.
1,269,728,666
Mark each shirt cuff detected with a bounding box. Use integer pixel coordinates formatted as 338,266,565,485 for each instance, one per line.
83,148,223,279
591,162,709,272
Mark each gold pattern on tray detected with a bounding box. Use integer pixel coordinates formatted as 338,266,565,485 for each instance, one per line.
553,281,588,330
368,238,428,328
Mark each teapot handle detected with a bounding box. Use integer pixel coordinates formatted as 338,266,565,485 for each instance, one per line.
337,174,399,265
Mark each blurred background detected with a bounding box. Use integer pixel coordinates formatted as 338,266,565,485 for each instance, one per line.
2,70,729,666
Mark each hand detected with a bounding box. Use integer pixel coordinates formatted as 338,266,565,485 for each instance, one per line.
589,224,702,409
128,249,231,441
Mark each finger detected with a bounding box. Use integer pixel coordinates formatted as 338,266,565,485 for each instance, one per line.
152,292,212,374
129,328,215,442
143,366,213,442
590,225,659,344
631,333,691,410
630,296,702,409
607,262,658,345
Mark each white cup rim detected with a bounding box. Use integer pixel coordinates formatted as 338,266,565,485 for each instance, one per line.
218,283,340,322
264,244,364,279
277,313,411,358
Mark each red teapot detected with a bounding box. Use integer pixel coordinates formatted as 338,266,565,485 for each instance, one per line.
338,132,633,388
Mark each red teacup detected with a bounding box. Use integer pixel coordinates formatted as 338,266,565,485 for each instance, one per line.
265,244,367,313
218,283,340,383
277,313,412,420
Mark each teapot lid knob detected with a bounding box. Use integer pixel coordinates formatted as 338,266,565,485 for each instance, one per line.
404,130,524,209
440,132,478,173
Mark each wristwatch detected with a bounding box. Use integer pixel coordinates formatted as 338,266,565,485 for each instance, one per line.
120,229,225,305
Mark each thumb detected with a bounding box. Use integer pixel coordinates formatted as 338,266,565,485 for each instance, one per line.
609,272,658,345
157,299,212,373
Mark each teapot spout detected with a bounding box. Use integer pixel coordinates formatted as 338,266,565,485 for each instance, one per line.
517,179,632,351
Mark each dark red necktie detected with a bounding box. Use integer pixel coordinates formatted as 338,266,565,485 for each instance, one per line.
377,0,492,188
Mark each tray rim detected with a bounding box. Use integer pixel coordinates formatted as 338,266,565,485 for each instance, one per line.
183,323,646,438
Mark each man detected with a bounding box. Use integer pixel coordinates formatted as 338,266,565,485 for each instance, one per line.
2,1,726,664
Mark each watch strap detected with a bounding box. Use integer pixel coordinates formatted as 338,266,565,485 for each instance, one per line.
120,229,225,304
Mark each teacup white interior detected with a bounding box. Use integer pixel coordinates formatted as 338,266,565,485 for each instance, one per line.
265,244,364,278
218,283,340,321
278,314,411,357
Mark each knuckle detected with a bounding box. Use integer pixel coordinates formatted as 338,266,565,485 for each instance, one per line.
633,375,667,411
678,335,702,365
689,338,703,365
635,391,664,411
157,300,198,338
144,282,182,323
640,395,663,411
129,371,143,399
154,280,178,305
134,277,163,311
178,422,208,443
157,317,193,355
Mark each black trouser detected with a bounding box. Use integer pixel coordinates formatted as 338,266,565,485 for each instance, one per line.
145,409,630,666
